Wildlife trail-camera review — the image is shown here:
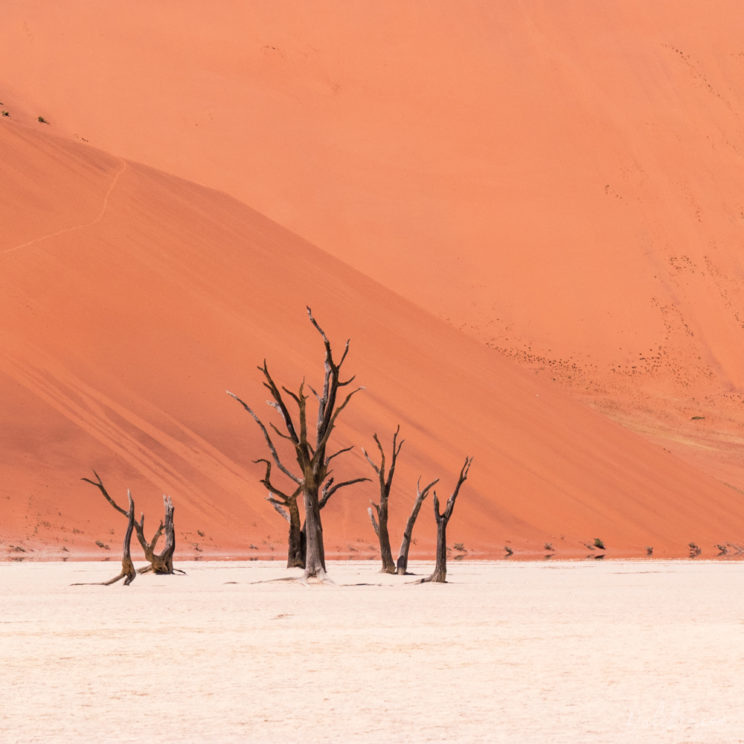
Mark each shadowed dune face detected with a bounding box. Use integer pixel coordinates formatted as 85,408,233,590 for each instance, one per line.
1,122,743,560
2,1,744,485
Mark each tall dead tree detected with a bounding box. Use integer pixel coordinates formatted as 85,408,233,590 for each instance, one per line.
422,457,472,583
396,476,439,575
228,307,366,579
83,471,177,575
363,426,404,573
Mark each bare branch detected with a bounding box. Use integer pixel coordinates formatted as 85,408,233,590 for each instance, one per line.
315,386,364,458
362,446,382,476
148,520,164,552
258,360,301,445
306,306,332,351
268,420,294,442
267,495,290,523
337,339,351,369
327,445,354,466
227,391,301,484
368,505,380,537
385,426,404,495
442,456,473,522
372,432,386,479
319,476,370,509
254,458,297,503
82,471,129,517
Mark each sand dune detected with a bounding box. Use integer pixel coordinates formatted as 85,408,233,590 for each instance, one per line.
0,120,742,560
2,1,743,490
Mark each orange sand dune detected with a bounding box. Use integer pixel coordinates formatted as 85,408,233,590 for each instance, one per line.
1,1,743,488
0,120,741,561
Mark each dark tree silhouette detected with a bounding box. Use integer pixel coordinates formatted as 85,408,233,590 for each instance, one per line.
363,426,404,574
82,471,177,576
396,476,439,575
421,457,472,583
228,307,367,579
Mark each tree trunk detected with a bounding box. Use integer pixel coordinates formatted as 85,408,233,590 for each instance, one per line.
370,502,396,574
423,458,471,583
287,500,305,568
303,486,326,578
156,494,176,573
428,517,448,583
139,494,176,574
102,491,136,586
377,503,395,573
396,477,438,575
396,506,420,575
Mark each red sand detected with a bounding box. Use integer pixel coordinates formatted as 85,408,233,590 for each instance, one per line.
1,2,744,559
0,121,741,561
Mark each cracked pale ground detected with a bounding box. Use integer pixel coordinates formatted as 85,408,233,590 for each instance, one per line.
1,561,742,743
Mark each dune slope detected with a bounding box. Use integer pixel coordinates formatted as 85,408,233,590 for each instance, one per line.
0,120,742,560
1,1,743,487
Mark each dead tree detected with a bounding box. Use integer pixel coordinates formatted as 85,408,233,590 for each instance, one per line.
396,476,438,575
83,471,177,575
363,426,404,573
422,457,472,583
228,307,367,579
